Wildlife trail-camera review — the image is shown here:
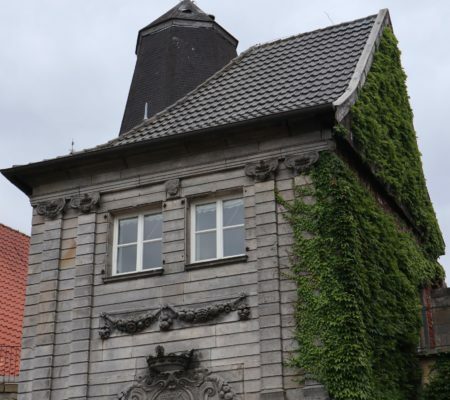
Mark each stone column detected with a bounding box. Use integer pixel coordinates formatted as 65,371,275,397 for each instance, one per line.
30,216,63,399
245,158,285,400
68,210,97,399
255,179,285,400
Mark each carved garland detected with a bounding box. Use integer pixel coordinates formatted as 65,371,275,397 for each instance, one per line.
99,293,250,340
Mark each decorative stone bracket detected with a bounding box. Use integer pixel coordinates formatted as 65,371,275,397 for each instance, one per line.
35,198,66,219
165,178,181,199
245,158,279,182
70,192,100,213
99,293,250,340
34,192,101,219
284,151,320,175
118,346,239,400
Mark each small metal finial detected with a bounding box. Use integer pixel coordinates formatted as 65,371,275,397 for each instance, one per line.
324,11,334,24
70,139,75,154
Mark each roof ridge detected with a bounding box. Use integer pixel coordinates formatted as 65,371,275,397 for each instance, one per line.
0,223,30,239
249,12,378,52
333,9,390,121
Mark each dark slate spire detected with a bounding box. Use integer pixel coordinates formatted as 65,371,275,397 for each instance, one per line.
119,0,238,135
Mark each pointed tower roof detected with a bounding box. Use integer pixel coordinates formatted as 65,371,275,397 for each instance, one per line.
146,0,215,29
135,0,237,54
120,0,238,134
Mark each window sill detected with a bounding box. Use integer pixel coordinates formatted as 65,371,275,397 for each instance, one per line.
103,268,163,283
185,255,248,271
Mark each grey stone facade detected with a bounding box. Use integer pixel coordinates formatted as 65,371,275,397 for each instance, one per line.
18,121,332,399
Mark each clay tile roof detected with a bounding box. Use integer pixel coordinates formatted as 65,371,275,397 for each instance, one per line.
0,224,29,376
103,13,377,148
1,10,390,186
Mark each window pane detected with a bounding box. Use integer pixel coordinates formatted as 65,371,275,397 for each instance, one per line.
143,241,162,269
144,213,163,240
117,245,137,274
223,199,244,227
196,231,216,261
118,217,138,244
196,203,216,231
223,226,245,257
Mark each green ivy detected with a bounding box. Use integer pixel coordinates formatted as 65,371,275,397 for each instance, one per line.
349,28,444,258
277,25,446,400
420,354,450,400
279,152,443,399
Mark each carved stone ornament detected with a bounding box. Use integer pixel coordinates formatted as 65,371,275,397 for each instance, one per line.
69,192,100,213
244,158,279,182
118,346,239,400
99,293,250,340
165,179,180,198
35,198,66,219
284,152,320,175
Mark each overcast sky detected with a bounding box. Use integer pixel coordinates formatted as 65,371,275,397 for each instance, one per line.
0,0,449,280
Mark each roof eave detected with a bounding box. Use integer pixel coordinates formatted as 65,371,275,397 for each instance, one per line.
333,9,391,122
1,103,335,197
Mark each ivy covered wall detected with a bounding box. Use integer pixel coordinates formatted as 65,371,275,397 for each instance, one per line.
279,27,445,400
281,153,443,400
420,354,450,400
350,28,444,258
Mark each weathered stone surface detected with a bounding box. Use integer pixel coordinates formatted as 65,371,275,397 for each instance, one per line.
17,123,333,399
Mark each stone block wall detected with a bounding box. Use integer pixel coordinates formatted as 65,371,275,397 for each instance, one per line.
0,383,17,400
18,122,333,399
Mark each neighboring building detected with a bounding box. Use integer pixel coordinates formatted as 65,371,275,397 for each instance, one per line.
420,286,450,383
0,224,29,399
1,2,446,399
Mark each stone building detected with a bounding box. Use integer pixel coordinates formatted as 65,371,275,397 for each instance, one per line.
1,2,446,399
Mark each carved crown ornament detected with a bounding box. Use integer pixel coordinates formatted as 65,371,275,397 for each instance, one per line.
99,293,250,340
244,158,279,182
34,192,101,219
118,346,239,400
284,151,320,175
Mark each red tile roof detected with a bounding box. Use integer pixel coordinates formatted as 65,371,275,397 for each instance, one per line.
0,224,29,376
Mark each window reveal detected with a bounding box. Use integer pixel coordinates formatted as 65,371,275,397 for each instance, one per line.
191,198,245,262
113,213,163,275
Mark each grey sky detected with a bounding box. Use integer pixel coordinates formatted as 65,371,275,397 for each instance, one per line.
1,0,449,279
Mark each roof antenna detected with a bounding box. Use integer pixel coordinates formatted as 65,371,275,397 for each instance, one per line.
69,139,75,154
144,102,149,120
324,11,334,25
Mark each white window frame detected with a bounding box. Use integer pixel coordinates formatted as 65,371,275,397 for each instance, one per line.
112,211,163,275
190,197,245,263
